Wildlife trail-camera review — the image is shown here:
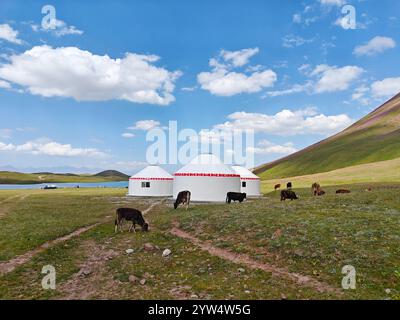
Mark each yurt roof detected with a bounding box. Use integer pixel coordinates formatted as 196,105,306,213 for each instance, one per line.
175,154,239,177
231,165,260,180
130,165,173,180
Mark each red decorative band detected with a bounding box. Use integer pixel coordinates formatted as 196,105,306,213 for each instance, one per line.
240,177,260,180
129,177,173,181
174,173,240,178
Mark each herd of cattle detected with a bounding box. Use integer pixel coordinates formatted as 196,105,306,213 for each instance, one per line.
114,182,362,233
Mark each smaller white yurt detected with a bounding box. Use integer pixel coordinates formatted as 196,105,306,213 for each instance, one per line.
173,154,240,202
231,165,261,196
128,165,173,197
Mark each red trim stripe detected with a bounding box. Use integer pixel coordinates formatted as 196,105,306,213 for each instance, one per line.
240,177,260,180
174,173,240,178
129,177,173,181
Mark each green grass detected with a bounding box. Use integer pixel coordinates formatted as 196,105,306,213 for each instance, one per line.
1,186,399,299
255,94,400,179
0,171,127,184
260,157,400,191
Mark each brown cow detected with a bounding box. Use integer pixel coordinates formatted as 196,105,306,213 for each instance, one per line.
174,190,191,210
317,190,326,196
274,184,281,191
311,182,321,196
336,189,351,194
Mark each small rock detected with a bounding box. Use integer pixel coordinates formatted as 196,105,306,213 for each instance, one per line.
190,294,199,299
281,293,287,300
129,275,139,283
143,243,155,251
162,249,172,257
244,290,250,294
140,279,146,285
126,248,134,254
78,267,92,277
238,268,245,273
294,249,304,257
385,288,391,294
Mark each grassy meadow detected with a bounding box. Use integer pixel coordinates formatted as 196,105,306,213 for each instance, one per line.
0,184,399,300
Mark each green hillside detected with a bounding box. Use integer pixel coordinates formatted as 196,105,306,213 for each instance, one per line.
255,93,400,180
0,170,129,184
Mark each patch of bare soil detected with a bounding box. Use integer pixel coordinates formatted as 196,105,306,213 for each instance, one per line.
170,222,341,295
57,240,120,299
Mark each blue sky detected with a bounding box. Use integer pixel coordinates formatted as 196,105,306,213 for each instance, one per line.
0,0,399,174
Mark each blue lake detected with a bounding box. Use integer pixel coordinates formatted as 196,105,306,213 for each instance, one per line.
0,181,129,190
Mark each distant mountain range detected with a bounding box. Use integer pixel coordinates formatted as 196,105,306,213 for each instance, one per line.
254,93,400,180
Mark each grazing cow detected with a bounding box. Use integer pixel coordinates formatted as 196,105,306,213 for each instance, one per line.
280,189,298,201
274,184,281,191
317,190,326,196
115,208,149,233
311,182,321,196
174,190,191,210
365,187,372,192
286,182,292,189
336,189,351,194
226,192,246,204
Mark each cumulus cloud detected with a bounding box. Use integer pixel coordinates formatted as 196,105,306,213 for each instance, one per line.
354,36,396,56
311,64,364,93
266,82,313,97
351,85,370,105
0,24,22,44
247,140,298,155
371,77,400,98
128,120,161,131
214,108,353,136
0,79,11,89
197,48,277,96
0,139,107,157
0,45,182,105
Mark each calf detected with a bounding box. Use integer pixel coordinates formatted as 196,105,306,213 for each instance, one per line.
115,208,148,233
174,190,191,210
226,192,246,204
274,184,281,191
280,189,298,201
311,182,321,196
286,182,292,189
336,189,351,194
317,189,326,196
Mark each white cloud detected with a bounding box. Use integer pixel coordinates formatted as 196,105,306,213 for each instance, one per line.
121,132,135,138
220,48,259,67
319,0,346,6
0,139,107,157
197,48,277,96
293,14,302,24
0,45,182,105
311,64,364,93
353,36,396,56
247,140,298,155
371,77,400,98
0,128,12,139
128,120,161,131
31,19,83,37
0,79,11,89
215,108,353,136
266,82,313,97
0,24,22,44
282,35,314,48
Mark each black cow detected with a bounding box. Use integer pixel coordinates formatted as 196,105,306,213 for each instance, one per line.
280,189,298,201
115,208,149,233
174,190,191,210
286,182,292,189
226,192,246,204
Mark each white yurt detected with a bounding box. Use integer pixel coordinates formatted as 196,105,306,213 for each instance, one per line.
173,154,240,202
231,165,261,196
128,165,173,197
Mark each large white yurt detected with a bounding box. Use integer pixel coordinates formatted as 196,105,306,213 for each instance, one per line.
173,154,240,202
231,165,261,196
128,165,173,197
